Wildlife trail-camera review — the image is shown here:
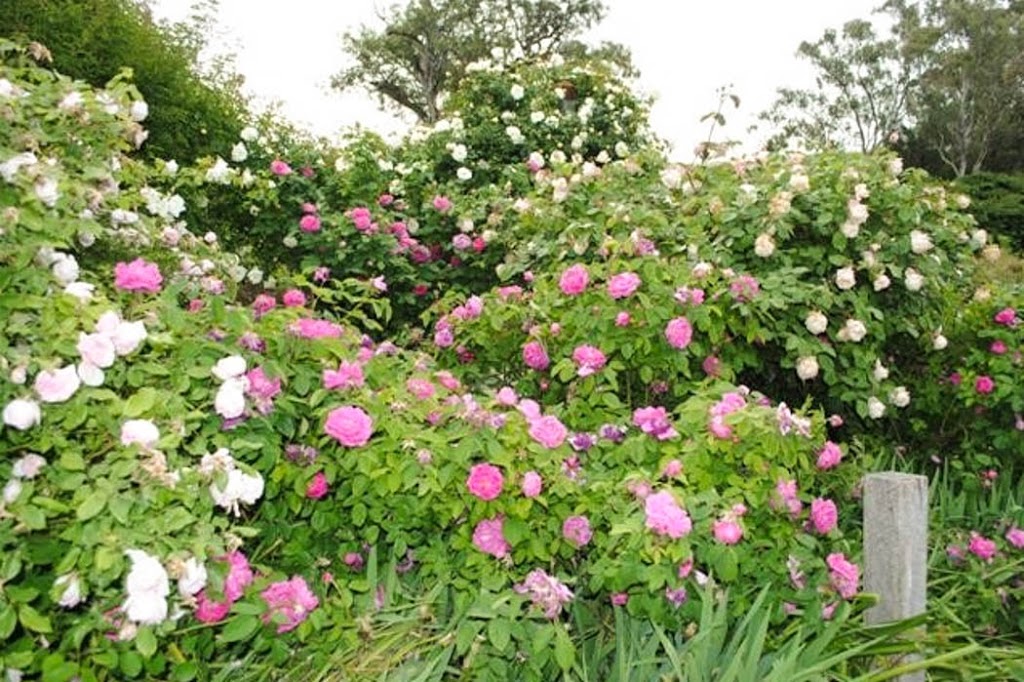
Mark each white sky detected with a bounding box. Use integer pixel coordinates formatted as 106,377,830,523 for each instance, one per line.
149,0,883,155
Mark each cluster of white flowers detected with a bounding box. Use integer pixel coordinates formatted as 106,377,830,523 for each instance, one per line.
211,355,248,419
139,187,185,221
200,447,265,516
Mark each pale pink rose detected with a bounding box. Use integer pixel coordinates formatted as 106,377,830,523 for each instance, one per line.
114,258,162,293
261,576,318,633
607,272,641,299
473,517,510,557
432,195,452,212
77,332,115,368
1005,527,1024,549
324,361,365,390
559,264,589,295
665,317,693,349
521,471,543,497
810,498,838,534
435,371,461,391
324,406,373,447
3,399,41,431
644,491,692,538
252,294,276,317
34,365,81,403
466,463,504,501
662,459,683,478
572,345,606,376
517,399,542,421
406,378,436,399
495,387,518,406
615,312,630,327
120,419,160,449
562,515,593,547
270,160,292,176
529,415,568,449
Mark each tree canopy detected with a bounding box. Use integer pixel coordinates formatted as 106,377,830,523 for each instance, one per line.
331,0,627,123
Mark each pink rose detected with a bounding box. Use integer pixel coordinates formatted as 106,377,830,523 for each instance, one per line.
495,387,518,406
615,312,630,327
252,294,276,317
195,592,231,623
473,517,510,558
290,318,344,339
662,459,683,478
559,264,589,295
610,593,629,606
607,272,641,299
306,471,329,499
810,498,838,534
826,553,859,599
270,160,292,176
665,317,693,349
990,340,1008,355
572,345,606,377
224,551,254,602
114,258,163,293
816,441,843,470
299,214,321,232
994,308,1016,326
77,332,115,369
1005,526,1024,549
528,415,568,449
713,519,743,545
34,365,81,403
261,576,318,633
521,471,543,497
432,195,452,212
406,378,436,400
466,463,504,501
282,289,306,308
975,375,995,394
644,491,692,538
324,361,364,390
968,533,997,561
522,341,550,371
324,406,373,447
562,515,592,548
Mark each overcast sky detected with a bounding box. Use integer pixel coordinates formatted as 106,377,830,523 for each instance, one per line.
149,0,883,155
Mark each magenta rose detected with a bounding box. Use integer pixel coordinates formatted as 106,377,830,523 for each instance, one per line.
810,498,838,534
522,341,550,371
306,471,329,499
324,406,373,447
607,272,641,299
665,317,693,349
816,441,843,470
975,375,995,394
559,264,589,295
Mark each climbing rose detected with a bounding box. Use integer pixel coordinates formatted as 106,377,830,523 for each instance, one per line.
522,341,550,370
324,406,373,447
572,345,606,376
466,463,504,501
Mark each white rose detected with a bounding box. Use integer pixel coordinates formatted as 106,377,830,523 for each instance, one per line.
230,143,248,163
873,274,891,291
77,362,105,387
840,319,867,343
210,468,264,514
10,367,26,385
205,157,231,184
840,220,860,239
212,356,247,381
530,111,545,124
282,235,298,248
970,229,987,248
660,166,683,189
247,268,264,284
34,366,81,403
847,199,869,225
77,332,116,369
904,268,924,292
909,230,933,254
872,359,890,381
456,166,472,181
890,386,911,408
63,281,95,302
796,356,819,380
3,399,41,431
692,262,713,279
122,550,169,625
177,558,207,597
112,321,147,356
164,160,178,175
754,233,775,258
933,333,948,350
510,84,524,100
214,380,247,419
889,157,903,175
240,126,258,142
805,311,828,335
12,454,46,479
789,173,809,192
129,101,149,122
54,574,83,608
835,267,856,291
956,194,971,209
51,254,79,285
450,143,468,162
3,479,23,504
121,419,160,449
868,396,887,419
854,183,870,201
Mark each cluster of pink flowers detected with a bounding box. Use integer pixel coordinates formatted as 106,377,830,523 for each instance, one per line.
708,392,747,439
729,274,760,302
289,318,344,339
323,361,365,390
299,204,321,232
282,289,306,308
114,258,162,293
252,293,276,318
514,569,573,619
466,463,504,501
195,551,254,623
349,207,374,233
260,576,318,633
324,405,373,447
572,345,607,377
632,406,678,440
644,491,692,538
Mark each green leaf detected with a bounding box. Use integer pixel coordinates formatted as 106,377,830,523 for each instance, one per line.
487,618,511,652
135,627,157,658
18,604,52,633
0,605,17,639
59,451,86,471
124,388,159,418
553,624,575,671
76,489,108,520
219,614,261,643
120,652,143,678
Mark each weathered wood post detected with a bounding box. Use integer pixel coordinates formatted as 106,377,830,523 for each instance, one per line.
863,472,928,682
